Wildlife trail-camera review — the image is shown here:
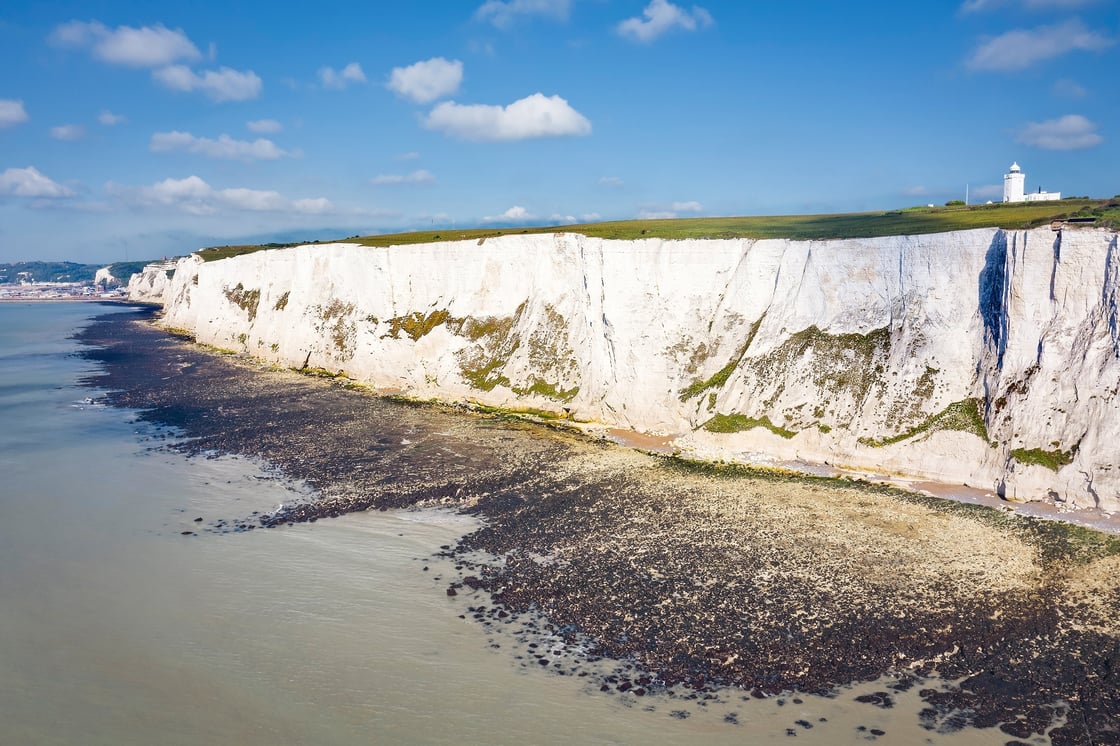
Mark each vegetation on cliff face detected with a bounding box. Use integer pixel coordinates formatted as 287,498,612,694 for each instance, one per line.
859,399,989,447
702,413,797,438
1011,446,1076,472
510,378,580,402
382,309,452,342
356,302,580,402
678,320,761,402
222,283,261,321
740,325,891,429
453,306,524,394
312,299,357,359
514,304,580,402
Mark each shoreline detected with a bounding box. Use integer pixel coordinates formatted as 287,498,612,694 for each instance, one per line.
525,417,1120,536
75,308,1120,744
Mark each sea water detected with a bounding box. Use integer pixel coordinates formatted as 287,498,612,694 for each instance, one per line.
0,302,1013,745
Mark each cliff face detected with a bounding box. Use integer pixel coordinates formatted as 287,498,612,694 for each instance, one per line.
135,227,1120,512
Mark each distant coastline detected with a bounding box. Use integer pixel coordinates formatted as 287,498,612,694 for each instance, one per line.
0,296,126,303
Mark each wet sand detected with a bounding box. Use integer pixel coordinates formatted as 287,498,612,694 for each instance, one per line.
77,309,1120,745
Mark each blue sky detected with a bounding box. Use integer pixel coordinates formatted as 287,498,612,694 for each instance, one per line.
1,0,1117,264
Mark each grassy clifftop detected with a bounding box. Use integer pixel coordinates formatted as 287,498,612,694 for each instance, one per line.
197,197,1119,262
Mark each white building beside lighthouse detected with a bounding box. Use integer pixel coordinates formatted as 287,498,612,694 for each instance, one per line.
1003,162,1061,203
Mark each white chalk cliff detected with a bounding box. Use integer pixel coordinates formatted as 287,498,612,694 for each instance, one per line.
132,227,1120,513
126,260,178,301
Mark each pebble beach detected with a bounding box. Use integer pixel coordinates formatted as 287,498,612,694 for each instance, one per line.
77,308,1120,745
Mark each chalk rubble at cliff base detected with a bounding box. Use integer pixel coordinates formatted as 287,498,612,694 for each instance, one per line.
131,227,1120,514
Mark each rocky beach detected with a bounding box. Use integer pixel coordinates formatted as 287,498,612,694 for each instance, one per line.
79,308,1120,745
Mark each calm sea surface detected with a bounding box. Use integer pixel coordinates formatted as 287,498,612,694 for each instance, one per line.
0,303,1011,745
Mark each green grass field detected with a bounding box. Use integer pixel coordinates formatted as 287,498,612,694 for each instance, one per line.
196,197,1120,262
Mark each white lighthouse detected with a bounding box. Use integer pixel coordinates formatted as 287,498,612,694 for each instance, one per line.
1002,162,1060,203
1003,162,1025,203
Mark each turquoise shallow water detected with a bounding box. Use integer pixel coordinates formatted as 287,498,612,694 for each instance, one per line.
0,303,1012,745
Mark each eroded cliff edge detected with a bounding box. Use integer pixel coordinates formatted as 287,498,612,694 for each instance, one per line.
131,226,1120,512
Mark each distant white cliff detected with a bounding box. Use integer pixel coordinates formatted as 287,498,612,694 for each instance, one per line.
127,260,178,301
132,227,1120,513
94,266,118,286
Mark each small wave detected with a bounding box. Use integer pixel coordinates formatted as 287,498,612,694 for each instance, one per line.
72,397,105,409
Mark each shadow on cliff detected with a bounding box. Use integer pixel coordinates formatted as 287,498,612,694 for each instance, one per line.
978,230,1009,370
1105,233,1120,357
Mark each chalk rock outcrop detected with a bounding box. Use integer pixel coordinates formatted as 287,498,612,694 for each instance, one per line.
126,260,178,303
94,266,118,287
133,227,1120,512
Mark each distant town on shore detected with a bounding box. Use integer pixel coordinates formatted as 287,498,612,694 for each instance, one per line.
0,260,148,301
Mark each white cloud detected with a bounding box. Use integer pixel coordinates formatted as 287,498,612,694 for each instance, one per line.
388,58,463,103
902,185,932,197
150,131,288,160
475,0,571,28
0,166,75,198
618,0,714,43
550,213,577,224
50,124,85,141
424,92,591,141
581,212,601,221
971,184,1005,200
98,110,126,126
396,151,421,161
153,65,262,101
319,62,366,90
291,197,333,215
370,170,436,185
960,0,1101,12
966,19,1113,71
246,118,282,133
107,175,215,214
0,99,29,128
599,176,624,187
219,187,287,211
1016,113,1103,150
50,20,201,67
1052,78,1087,97
107,175,334,216
484,205,532,222
636,202,702,219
